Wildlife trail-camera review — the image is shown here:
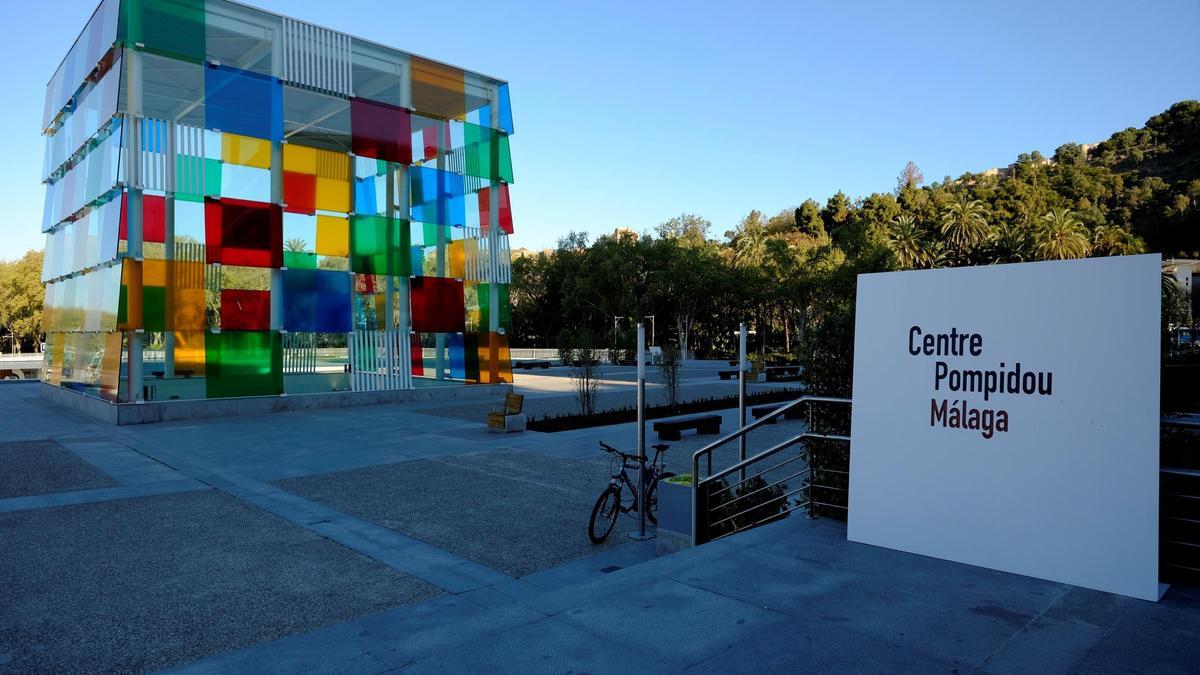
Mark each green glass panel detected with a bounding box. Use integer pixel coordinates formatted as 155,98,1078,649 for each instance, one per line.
175,157,222,203
349,216,410,276
463,124,515,184
283,251,318,270
119,0,206,63
478,283,512,331
497,135,514,184
143,286,166,331
205,330,283,398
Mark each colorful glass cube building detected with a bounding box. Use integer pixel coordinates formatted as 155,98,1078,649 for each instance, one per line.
39,0,516,403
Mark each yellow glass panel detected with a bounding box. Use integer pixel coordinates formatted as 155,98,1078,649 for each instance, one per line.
373,294,387,329
315,177,350,213
316,215,349,257
315,148,349,180
283,144,318,174
172,261,206,331
174,329,206,376
496,333,512,383
143,258,168,287
119,259,142,330
44,335,65,386
448,240,465,278
99,331,122,401
221,133,272,169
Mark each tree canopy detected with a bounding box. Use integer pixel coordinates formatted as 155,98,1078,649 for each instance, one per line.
509,101,1199,394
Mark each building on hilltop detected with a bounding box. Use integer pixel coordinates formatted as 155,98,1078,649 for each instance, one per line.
1165,258,1199,323
39,0,517,405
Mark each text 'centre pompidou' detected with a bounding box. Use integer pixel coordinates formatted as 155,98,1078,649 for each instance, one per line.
40,0,517,402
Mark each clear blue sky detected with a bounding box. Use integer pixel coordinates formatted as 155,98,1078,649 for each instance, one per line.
2,0,1197,261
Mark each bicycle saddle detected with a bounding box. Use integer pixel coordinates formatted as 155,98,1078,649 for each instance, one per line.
652,444,669,452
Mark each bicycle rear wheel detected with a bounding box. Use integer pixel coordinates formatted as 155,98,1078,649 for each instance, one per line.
588,485,621,544
646,480,658,525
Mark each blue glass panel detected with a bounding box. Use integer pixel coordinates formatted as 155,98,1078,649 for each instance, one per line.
205,65,283,141
355,176,377,215
498,84,514,135
408,166,465,227
412,245,431,276
283,268,351,333
448,333,465,380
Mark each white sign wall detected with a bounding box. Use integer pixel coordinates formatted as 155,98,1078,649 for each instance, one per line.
849,254,1161,601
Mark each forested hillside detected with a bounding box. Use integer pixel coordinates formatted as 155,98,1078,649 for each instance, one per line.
511,101,1200,391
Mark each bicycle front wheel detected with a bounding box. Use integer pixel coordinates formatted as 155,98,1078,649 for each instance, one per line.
588,485,621,544
645,479,658,525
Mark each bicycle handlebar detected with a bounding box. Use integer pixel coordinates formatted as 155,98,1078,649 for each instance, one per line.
599,441,668,463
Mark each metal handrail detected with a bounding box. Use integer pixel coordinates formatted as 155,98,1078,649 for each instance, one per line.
691,395,851,546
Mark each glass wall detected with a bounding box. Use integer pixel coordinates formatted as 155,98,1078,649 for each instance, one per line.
40,0,516,402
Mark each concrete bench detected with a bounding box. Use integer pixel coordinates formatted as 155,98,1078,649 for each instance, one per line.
765,365,802,382
653,414,722,441
514,360,552,370
751,403,805,422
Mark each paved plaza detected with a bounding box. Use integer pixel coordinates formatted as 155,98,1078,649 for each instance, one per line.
1,365,1199,673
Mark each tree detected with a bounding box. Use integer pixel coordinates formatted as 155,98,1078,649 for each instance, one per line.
1034,208,1092,260
885,214,925,269
940,195,991,254
794,199,826,238
732,211,769,268
0,250,45,353
1091,225,1146,256
655,213,711,246
284,238,308,252
897,161,925,193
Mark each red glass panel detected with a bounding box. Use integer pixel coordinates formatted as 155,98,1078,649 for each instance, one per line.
478,183,514,235
421,124,438,161
411,333,424,376
410,277,465,333
283,171,317,214
205,197,283,268
119,192,167,243
220,289,271,330
350,98,411,163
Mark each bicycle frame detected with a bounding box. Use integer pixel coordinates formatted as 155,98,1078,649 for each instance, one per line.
607,454,665,514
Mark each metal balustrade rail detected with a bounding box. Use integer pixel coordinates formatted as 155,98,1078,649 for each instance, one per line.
691,396,851,545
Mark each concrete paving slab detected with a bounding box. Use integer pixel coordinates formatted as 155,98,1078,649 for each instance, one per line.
686,613,960,674
1068,593,1200,674
0,439,118,498
555,578,790,669
274,450,634,577
0,490,440,673
404,617,681,674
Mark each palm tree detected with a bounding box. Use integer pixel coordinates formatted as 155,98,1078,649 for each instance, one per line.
940,196,990,253
1091,225,1146,256
988,222,1033,264
923,241,952,269
733,226,768,268
886,214,925,269
284,237,309,253
1034,209,1091,260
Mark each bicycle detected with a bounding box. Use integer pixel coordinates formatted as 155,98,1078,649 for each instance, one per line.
588,440,674,544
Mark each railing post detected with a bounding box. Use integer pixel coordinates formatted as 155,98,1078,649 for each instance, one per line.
636,322,646,539
738,322,747,483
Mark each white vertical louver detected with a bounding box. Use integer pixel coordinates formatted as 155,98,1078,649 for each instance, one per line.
173,122,206,199
124,117,171,191
462,228,512,284
282,18,353,97
349,329,412,391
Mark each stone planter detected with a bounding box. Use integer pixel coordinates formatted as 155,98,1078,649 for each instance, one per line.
656,476,693,556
